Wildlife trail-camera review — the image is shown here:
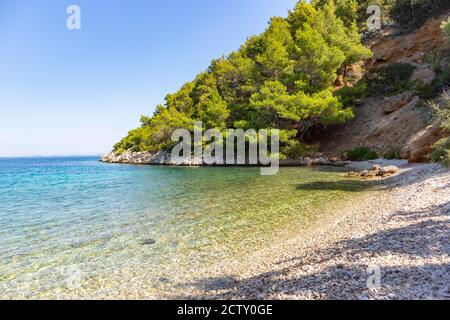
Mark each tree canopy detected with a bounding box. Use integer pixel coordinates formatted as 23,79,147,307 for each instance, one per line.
114,0,372,158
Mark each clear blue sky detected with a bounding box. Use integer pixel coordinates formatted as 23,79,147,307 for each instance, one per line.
0,0,299,157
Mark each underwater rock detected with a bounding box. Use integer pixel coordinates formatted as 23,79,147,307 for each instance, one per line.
141,239,156,245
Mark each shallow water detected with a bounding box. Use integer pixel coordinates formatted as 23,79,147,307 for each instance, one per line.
0,157,371,298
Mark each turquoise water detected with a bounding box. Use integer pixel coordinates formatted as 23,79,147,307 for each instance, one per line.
0,157,369,298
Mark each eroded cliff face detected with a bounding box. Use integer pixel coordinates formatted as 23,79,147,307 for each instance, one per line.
367,17,446,68
317,12,449,162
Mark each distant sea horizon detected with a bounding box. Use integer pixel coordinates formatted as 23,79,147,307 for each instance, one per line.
0,154,104,159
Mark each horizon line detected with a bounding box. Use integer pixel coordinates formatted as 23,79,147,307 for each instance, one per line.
0,154,103,159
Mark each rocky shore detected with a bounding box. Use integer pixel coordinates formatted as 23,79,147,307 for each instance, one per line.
101,150,350,167
101,151,406,179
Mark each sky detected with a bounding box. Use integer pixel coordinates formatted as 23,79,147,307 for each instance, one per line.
0,0,299,157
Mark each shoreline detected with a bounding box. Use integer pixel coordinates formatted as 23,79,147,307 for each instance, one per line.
100,151,347,167
170,163,450,300
12,161,448,300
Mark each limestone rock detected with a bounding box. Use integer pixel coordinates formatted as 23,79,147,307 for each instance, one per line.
347,164,400,178
401,122,444,162
411,64,436,85
366,16,446,68
382,92,414,114
100,151,201,166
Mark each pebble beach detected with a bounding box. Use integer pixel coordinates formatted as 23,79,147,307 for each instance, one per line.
175,163,450,300
4,161,448,300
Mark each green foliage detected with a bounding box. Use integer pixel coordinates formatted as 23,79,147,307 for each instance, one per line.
314,0,450,33
356,0,395,30
312,2,372,66
287,1,317,32
114,107,193,154
430,137,450,167
113,0,372,159
249,81,353,130
292,24,346,92
365,63,416,96
415,69,450,100
443,17,450,45
347,147,378,161
390,0,450,32
313,0,360,28
335,82,367,107
191,73,230,129
334,0,359,28
423,94,450,167
384,148,401,160
415,51,450,100
436,93,450,130
281,140,317,159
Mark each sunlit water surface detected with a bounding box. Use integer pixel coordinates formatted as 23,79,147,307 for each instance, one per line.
0,157,370,298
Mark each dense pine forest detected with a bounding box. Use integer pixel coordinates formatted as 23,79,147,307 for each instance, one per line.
113,0,450,160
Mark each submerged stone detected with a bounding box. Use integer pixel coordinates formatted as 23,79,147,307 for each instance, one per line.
141,239,156,245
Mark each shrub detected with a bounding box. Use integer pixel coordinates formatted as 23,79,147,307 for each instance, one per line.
335,82,367,107
347,147,378,161
427,92,450,130
281,140,316,159
430,137,450,167
111,1,376,155
390,0,450,32
384,148,401,160
437,93,450,130
415,83,437,100
415,61,450,100
443,17,450,45
365,63,416,96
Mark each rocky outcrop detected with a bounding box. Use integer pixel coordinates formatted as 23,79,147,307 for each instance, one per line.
411,64,436,85
382,92,415,114
366,15,446,68
318,94,430,159
400,121,445,162
346,164,400,178
317,11,450,162
101,151,350,167
101,151,202,166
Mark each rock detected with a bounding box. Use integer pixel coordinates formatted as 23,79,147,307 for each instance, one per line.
381,166,400,175
347,164,400,178
101,150,202,166
401,121,444,162
360,170,371,177
299,157,313,166
383,92,414,114
366,17,446,68
312,157,331,165
141,239,156,245
411,64,436,85
317,93,426,161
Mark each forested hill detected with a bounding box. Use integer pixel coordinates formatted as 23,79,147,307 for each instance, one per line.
111,0,450,161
